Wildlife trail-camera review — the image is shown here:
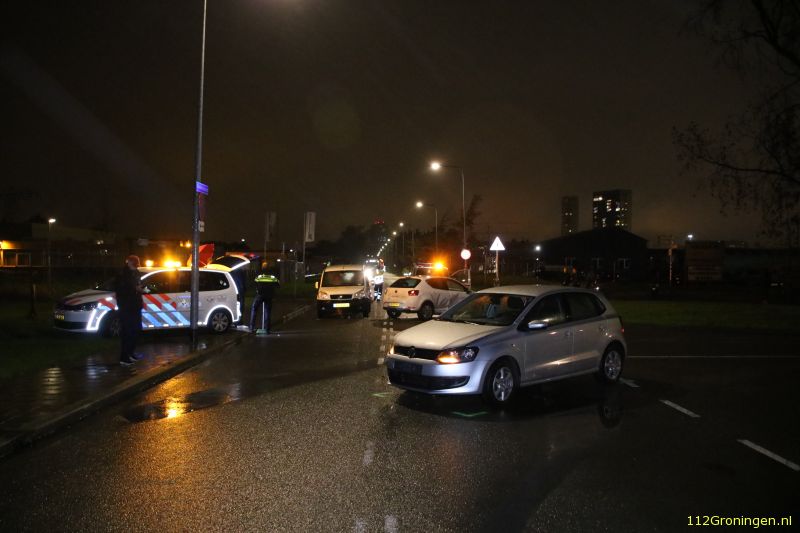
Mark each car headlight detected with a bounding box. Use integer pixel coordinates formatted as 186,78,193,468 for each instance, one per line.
318,291,330,300
354,289,366,299
78,302,98,311
436,346,479,364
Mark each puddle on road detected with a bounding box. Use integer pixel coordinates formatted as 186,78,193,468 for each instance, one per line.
122,388,236,422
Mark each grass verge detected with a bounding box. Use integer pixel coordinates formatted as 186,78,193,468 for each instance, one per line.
610,300,800,331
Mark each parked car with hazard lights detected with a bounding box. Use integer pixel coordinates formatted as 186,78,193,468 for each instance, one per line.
386,285,626,407
53,266,241,336
383,276,470,320
316,264,372,318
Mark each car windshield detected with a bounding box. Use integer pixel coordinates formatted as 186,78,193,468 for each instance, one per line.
389,277,421,288
321,270,364,287
439,293,533,326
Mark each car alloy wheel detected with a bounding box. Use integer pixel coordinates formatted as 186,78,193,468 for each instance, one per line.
417,302,434,321
483,359,518,407
600,347,623,382
208,310,231,333
100,312,121,338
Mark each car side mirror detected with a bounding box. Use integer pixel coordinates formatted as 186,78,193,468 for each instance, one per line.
526,320,549,331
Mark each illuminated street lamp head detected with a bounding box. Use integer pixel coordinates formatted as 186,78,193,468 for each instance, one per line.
534,245,541,252
399,222,404,227
48,218,56,224
430,161,442,171
392,231,397,236
415,201,424,208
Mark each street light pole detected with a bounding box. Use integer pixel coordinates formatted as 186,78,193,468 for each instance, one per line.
190,0,208,350
415,201,438,255
47,218,56,297
430,162,467,270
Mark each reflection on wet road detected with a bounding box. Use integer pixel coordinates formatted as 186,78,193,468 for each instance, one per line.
0,302,798,532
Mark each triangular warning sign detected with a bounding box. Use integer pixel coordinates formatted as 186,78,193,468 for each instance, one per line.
489,236,505,251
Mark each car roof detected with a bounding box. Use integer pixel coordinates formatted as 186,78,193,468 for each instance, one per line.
323,264,364,272
138,266,231,275
477,284,587,297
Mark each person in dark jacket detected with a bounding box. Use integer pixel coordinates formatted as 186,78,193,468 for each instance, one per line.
115,255,144,365
250,274,280,334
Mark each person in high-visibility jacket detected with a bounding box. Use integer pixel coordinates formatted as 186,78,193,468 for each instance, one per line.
250,274,280,333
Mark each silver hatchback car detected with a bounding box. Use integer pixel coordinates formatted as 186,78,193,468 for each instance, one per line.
386,285,626,407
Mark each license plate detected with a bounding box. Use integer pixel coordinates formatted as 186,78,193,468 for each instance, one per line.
394,360,422,375
333,302,350,308
54,313,65,321
387,302,400,307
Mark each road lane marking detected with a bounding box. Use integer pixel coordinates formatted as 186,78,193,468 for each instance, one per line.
363,442,375,466
620,378,639,388
629,355,799,359
372,392,391,398
452,411,488,418
738,439,800,472
354,519,366,533
385,515,399,533
377,357,384,365
660,399,700,418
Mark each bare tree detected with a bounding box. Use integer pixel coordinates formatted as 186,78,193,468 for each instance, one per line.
674,0,800,246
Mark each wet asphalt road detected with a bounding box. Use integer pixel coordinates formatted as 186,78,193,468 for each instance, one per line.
0,302,798,532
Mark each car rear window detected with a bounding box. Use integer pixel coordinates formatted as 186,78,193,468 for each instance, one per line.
390,277,421,288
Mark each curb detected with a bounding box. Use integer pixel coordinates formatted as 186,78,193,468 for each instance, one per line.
0,302,311,459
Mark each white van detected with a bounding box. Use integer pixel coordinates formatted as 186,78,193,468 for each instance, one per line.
316,264,372,318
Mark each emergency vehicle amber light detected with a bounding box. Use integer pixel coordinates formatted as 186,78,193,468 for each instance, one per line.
144,260,154,267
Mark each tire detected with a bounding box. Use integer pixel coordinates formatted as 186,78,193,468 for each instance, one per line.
99,312,121,338
386,309,401,319
417,301,434,321
207,309,231,334
482,358,519,408
317,309,327,319
362,306,370,318
596,344,624,383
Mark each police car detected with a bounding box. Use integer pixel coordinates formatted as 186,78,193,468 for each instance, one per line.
53,266,241,336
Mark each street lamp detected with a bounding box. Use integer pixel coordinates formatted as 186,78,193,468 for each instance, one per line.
430,161,467,270
415,201,438,254
190,0,209,349
47,218,56,296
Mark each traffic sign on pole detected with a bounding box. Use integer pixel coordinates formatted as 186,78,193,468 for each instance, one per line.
490,236,504,285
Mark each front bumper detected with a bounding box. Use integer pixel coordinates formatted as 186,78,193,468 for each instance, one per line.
317,298,371,314
385,354,489,394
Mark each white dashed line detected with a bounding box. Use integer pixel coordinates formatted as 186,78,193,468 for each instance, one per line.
738,439,800,472
354,519,367,533
660,399,701,418
384,515,399,533
377,357,384,365
620,378,639,388
629,355,799,359
363,442,375,466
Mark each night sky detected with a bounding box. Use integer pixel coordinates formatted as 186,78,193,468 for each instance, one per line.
0,1,762,247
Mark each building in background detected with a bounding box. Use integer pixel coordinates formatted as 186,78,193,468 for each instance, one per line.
592,189,632,230
561,196,579,235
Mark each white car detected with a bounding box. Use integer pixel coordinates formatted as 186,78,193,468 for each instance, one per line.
53,266,241,336
386,285,626,407
382,276,470,320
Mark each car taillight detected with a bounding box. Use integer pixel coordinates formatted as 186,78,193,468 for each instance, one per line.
408,290,419,296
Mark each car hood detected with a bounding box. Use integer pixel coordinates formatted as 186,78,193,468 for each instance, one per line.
318,286,365,297
61,289,114,306
393,320,502,350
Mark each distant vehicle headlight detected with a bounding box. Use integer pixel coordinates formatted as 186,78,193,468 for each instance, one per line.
318,291,330,300
436,346,479,364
